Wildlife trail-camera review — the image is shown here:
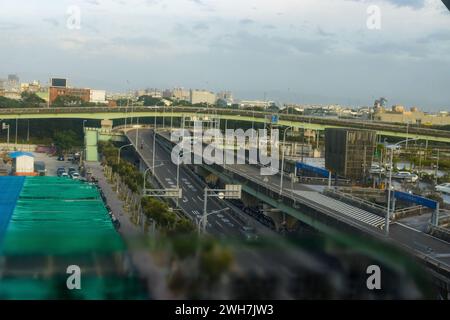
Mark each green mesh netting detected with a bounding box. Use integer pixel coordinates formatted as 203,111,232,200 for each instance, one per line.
1,177,124,256
0,177,146,299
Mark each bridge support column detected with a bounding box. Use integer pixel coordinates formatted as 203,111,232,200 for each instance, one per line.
84,128,99,162
431,203,440,227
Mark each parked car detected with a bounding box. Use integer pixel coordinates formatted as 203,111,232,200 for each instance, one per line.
392,171,419,182
435,183,450,195
56,167,66,177
57,155,65,161
68,167,76,175
369,164,385,175
60,172,69,178
70,172,80,180
67,155,75,161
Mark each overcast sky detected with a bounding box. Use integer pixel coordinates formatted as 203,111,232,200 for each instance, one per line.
1,0,449,110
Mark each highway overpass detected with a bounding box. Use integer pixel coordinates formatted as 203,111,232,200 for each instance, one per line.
148,128,450,294
1,106,450,143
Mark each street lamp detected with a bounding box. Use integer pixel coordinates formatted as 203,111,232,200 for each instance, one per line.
197,208,230,234
279,126,293,196
435,148,440,186
384,137,419,235
117,143,133,165
2,123,10,150
152,116,157,173
202,185,241,234
143,167,152,191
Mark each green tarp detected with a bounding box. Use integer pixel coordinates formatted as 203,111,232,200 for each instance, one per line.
0,177,145,299
1,177,124,255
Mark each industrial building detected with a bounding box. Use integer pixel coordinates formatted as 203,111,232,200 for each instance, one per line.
325,128,376,181
49,86,90,104
190,89,216,105
374,106,450,126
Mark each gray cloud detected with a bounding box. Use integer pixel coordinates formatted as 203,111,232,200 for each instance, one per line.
240,18,255,25
42,18,60,28
1,0,449,111
193,22,209,31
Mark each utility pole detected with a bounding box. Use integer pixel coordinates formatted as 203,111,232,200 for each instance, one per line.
435,148,440,185
15,118,18,150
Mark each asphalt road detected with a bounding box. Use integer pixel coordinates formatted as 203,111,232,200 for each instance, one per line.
127,129,247,238
155,130,450,269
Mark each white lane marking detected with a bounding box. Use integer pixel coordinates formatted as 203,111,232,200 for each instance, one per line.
215,220,224,229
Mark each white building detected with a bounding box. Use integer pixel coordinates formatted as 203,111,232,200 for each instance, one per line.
239,100,275,109
172,88,190,101
190,89,216,105
90,89,107,104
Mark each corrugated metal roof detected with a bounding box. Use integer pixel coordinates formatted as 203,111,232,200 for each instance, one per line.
8,151,35,159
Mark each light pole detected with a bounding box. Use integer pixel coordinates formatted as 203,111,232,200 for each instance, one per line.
117,143,133,165
385,147,394,236
15,118,18,150
202,185,241,234
143,167,152,191
152,116,157,173
385,137,419,235
134,119,140,148
2,123,10,150
279,126,293,196
197,208,230,234
203,188,224,233
405,122,409,149
435,148,440,186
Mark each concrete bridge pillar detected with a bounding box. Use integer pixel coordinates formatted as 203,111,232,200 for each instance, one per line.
84,128,99,162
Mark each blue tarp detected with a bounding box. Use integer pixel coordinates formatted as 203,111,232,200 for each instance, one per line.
0,176,25,244
8,152,34,159
296,162,330,178
393,190,438,210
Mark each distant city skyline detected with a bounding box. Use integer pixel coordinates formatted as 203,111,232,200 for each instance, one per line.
1,0,450,111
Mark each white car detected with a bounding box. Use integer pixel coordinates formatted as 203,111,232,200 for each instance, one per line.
369,165,385,174
70,172,80,180
435,183,450,195
393,171,419,182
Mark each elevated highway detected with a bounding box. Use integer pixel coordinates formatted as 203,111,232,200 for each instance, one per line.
1,106,450,143
150,128,450,293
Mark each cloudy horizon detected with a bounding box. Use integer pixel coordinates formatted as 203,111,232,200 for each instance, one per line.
1,0,450,110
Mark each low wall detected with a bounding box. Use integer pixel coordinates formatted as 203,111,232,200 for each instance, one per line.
0,144,37,152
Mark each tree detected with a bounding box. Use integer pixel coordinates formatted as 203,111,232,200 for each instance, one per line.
0,96,22,108
53,130,79,153
116,98,130,107
21,92,45,107
52,95,85,107
138,95,165,106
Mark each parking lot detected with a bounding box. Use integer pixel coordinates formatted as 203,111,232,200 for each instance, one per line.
32,152,80,177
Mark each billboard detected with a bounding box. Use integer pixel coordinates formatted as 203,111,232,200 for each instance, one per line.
51,78,67,88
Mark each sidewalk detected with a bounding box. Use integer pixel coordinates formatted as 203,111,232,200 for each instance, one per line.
86,161,172,299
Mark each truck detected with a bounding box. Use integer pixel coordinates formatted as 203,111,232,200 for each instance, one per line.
34,161,47,176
